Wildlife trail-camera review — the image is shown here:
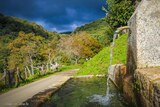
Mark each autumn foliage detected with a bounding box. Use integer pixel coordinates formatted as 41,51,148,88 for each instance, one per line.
58,32,102,64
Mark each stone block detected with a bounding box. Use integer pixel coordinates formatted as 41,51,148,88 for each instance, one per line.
127,0,160,73
135,68,160,107
108,64,136,104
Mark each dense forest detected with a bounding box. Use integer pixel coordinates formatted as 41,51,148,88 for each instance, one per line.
0,0,138,90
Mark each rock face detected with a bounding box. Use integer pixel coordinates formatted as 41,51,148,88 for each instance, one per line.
127,0,160,73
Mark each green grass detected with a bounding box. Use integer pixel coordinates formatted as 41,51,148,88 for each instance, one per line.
76,34,127,75
59,64,81,71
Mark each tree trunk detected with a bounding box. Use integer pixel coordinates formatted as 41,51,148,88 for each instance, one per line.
8,70,12,87
0,69,7,81
16,68,20,81
37,67,41,76
46,63,49,73
15,72,19,87
40,65,44,75
48,53,52,66
29,54,34,76
18,70,25,82
75,57,80,64
3,69,7,86
26,66,31,77
24,68,28,80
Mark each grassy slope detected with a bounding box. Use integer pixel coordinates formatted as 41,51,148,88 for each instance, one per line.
77,34,127,75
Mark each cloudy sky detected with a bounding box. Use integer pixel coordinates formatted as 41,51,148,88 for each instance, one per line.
0,0,106,32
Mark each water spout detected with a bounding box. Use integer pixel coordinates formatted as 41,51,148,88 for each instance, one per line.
115,26,130,34
106,26,130,102
110,26,130,66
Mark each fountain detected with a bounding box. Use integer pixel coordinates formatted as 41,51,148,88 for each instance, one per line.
88,26,130,106
107,26,130,92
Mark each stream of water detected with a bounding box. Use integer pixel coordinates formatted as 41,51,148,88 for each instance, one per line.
107,32,118,95
87,32,118,105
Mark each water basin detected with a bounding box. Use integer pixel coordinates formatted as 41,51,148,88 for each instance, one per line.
42,77,134,107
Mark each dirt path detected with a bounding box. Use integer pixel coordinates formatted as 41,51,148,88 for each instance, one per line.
0,69,78,107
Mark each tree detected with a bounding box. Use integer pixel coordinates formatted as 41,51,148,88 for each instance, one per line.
39,38,59,71
58,32,102,64
8,31,44,77
103,0,135,29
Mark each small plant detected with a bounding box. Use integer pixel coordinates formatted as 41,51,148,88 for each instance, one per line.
133,79,142,92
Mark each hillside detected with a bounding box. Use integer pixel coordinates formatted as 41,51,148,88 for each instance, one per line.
0,14,61,71
0,14,103,71
77,34,127,75
74,18,113,46
0,14,103,91
0,13,60,38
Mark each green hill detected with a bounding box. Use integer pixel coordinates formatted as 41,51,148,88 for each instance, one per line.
74,18,113,46
0,13,60,38
77,34,127,75
0,14,61,71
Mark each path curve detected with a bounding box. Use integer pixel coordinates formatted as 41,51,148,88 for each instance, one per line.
0,69,78,107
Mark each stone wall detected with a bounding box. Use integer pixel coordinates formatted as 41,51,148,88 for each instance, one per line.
108,1,160,106
127,0,160,72
108,64,137,105
134,68,160,107
127,0,160,107
109,66,160,107
123,0,160,107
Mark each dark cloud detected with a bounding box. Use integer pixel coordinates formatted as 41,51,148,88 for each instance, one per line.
0,0,106,32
